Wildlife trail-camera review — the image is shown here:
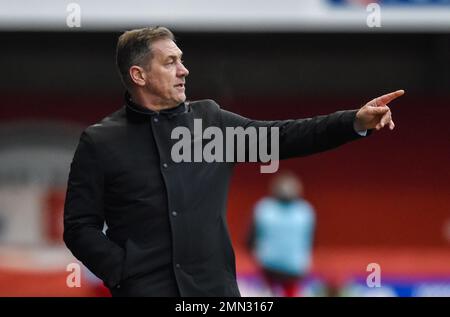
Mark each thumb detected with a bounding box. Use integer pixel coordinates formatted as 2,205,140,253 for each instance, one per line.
369,105,389,114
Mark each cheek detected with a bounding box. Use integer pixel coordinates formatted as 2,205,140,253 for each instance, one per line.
149,75,169,93
161,72,174,88
147,68,177,96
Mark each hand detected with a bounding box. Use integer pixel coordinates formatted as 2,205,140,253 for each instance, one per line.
354,90,405,132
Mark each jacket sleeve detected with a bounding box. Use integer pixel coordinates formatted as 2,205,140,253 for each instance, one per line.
218,103,370,160
63,131,125,289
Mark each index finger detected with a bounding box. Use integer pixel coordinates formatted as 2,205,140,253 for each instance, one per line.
376,90,405,106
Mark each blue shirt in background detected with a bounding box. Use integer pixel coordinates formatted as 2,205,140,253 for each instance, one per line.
253,198,315,276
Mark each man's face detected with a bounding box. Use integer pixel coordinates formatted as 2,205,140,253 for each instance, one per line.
143,39,189,107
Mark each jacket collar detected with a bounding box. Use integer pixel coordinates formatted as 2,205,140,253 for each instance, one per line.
125,91,187,118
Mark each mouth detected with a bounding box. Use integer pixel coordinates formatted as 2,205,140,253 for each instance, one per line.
174,83,185,90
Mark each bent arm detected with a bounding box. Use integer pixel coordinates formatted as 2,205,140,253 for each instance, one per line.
63,131,124,289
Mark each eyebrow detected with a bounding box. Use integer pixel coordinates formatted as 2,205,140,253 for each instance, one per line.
165,52,183,61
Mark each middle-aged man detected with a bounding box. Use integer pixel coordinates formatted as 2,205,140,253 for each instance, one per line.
63,26,404,297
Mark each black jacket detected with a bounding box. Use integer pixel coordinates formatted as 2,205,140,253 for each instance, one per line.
63,96,367,296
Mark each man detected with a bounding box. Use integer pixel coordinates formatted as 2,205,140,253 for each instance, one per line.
248,172,315,297
63,26,404,297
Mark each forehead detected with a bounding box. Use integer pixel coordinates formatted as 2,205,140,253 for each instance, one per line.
151,39,182,59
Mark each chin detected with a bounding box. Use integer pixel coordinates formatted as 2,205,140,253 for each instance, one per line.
177,94,187,103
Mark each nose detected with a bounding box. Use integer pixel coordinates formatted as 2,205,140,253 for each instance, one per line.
177,62,189,78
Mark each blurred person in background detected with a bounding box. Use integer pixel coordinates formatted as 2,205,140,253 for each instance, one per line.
63,26,404,297
247,172,315,297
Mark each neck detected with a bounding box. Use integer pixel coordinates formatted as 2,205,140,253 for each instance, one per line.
130,90,178,112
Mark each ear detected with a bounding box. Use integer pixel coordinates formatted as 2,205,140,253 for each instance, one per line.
129,66,147,87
